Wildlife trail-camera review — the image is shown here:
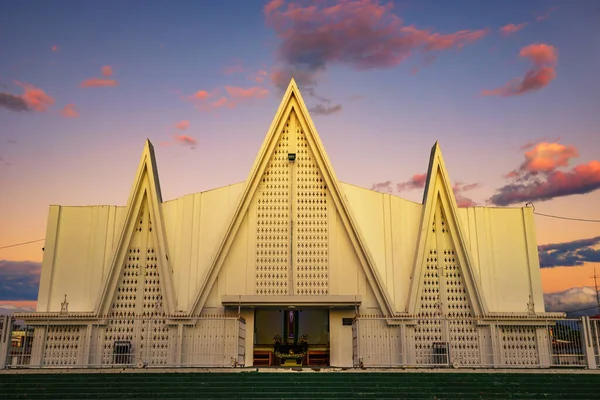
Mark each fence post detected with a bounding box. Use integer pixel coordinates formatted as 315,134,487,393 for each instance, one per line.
352,319,359,367
581,316,597,369
238,317,246,367
0,316,12,369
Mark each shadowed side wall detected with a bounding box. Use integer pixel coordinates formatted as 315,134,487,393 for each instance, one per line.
36,205,126,312
161,183,245,312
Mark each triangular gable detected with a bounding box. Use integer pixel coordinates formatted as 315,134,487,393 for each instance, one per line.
406,142,488,316
94,139,176,316
188,78,394,316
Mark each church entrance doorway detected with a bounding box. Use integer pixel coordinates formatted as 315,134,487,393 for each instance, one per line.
253,308,330,367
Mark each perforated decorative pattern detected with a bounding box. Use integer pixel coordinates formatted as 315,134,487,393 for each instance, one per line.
414,203,479,365
102,197,169,365
43,326,81,366
255,117,291,295
294,123,329,295
500,326,539,365
102,205,144,364
140,217,169,365
438,209,480,366
414,218,443,364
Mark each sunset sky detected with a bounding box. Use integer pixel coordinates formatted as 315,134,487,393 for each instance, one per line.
1,0,599,315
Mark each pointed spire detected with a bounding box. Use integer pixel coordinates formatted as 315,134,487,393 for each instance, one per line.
187,78,394,316
407,141,487,316
94,140,175,316
422,141,454,207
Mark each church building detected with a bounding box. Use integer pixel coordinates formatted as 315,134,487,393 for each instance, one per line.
14,79,564,369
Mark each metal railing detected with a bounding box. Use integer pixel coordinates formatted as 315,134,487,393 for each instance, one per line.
2,315,245,369
589,317,600,367
2,314,600,370
352,316,597,369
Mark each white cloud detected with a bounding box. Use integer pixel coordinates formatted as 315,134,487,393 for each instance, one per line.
544,286,599,315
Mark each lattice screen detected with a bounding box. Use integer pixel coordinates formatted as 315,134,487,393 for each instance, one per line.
414,217,443,364
102,196,169,365
43,326,82,366
101,205,143,364
140,216,169,365
437,207,480,365
500,326,539,366
254,110,330,296
255,116,291,295
414,201,479,365
294,121,329,295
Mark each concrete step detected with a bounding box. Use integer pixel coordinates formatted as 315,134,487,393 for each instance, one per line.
0,371,598,399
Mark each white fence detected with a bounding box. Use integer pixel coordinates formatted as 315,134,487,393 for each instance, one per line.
1,315,245,369
352,316,599,369
587,317,600,367
3,314,600,370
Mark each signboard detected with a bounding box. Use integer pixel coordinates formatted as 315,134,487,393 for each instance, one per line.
342,318,353,326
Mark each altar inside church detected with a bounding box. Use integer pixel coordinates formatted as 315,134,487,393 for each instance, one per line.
253,309,330,366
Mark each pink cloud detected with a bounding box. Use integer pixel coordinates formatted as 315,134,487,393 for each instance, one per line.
491,160,600,206
252,69,269,83
161,134,199,149
535,6,559,21
210,96,234,109
502,141,578,179
503,170,520,179
371,181,393,193
51,45,59,52
175,120,190,130
519,136,561,151
61,103,79,118
174,134,198,148
225,86,269,100
521,142,578,174
0,300,36,310
80,66,119,88
193,90,210,100
455,196,477,207
80,78,118,88
266,0,488,90
101,65,113,77
309,103,342,115
270,68,321,91
397,173,427,191
452,181,481,207
15,82,55,112
520,43,558,65
483,43,557,97
184,86,269,111
393,173,480,206
499,23,528,36
264,0,284,15
490,141,600,205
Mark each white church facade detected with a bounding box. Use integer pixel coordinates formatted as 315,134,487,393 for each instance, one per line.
11,79,575,369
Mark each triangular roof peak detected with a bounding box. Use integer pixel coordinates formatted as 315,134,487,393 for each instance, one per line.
407,141,488,316
188,79,395,316
422,141,448,205
94,140,175,316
